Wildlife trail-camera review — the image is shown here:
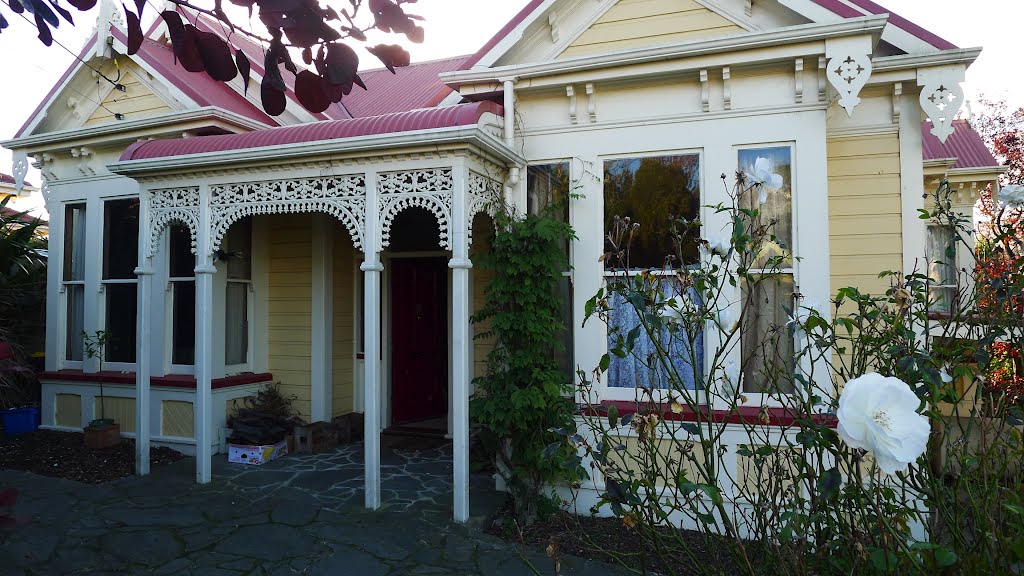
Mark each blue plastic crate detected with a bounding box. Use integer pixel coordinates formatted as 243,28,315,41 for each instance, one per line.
2,407,40,436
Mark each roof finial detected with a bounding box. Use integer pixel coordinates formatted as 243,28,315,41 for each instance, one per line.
94,0,125,59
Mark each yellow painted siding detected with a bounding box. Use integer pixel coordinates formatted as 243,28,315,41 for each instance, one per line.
94,396,135,433
83,67,174,126
560,0,743,59
268,214,313,421
471,214,496,380
332,224,357,417
55,393,81,427
161,400,194,438
827,134,903,300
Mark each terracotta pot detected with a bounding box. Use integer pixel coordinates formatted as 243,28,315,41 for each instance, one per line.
84,422,121,449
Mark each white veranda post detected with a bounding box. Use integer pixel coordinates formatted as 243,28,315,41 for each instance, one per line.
450,160,472,523
362,171,383,510
134,192,153,476
194,185,216,484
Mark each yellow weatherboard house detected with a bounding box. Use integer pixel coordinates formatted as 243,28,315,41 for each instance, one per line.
2,0,983,524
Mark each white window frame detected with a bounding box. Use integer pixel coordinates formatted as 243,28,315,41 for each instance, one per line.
164,224,196,374
598,148,709,404
926,223,958,316
60,202,87,368
223,221,254,374
734,142,799,409
99,197,140,372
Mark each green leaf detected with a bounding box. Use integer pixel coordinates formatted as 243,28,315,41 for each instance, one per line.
934,547,957,568
869,548,897,572
681,423,699,435
608,403,619,428
816,467,841,499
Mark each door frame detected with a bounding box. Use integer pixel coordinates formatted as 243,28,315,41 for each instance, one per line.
382,251,452,429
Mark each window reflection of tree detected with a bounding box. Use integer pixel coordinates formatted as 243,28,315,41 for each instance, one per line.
603,155,701,269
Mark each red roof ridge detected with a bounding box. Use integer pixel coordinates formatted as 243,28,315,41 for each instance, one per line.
921,118,999,170
119,101,504,161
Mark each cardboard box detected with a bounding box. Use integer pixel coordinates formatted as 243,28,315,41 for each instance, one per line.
228,439,289,465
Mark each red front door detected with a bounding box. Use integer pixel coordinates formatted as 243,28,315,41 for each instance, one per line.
390,258,448,425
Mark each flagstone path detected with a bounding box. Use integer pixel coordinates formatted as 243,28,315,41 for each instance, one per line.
0,440,627,575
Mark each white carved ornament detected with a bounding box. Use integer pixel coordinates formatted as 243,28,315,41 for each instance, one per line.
918,66,966,144
378,168,453,250
209,175,366,254
826,52,871,117
147,187,200,257
466,171,502,246
11,151,28,193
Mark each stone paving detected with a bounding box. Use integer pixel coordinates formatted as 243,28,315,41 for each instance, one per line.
0,439,628,575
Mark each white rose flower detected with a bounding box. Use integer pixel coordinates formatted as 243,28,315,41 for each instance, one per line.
837,373,930,475
720,360,740,397
747,157,785,194
659,294,693,321
700,233,730,260
998,185,1024,205
716,305,739,332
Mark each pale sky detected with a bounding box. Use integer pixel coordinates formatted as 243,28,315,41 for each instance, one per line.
0,0,1020,215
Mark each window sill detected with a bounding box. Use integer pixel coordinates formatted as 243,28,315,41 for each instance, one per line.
585,400,838,429
39,370,273,390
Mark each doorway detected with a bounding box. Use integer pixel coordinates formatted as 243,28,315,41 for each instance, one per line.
389,257,448,427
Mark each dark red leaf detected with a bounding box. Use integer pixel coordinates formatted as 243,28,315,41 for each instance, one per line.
341,26,366,42
8,0,25,14
123,6,143,55
263,38,287,92
295,70,331,113
133,0,144,19
47,0,73,24
301,46,312,65
325,82,344,103
162,12,205,73
323,6,338,20
366,43,409,73
235,49,251,96
34,13,52,46
353,73,366,91
260,78,287,116
406,24,423,43
0,487,17,507
196,30,237,81
323,42,358,88
254,0,301,11
227,0,255,6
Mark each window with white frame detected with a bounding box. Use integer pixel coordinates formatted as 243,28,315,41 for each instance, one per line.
602,154,704,392
62,203,86,362
737,146,796,394
927,224,957,314
168,223,195,365
223,218,252,367
102,198,139,364
527,162,574,381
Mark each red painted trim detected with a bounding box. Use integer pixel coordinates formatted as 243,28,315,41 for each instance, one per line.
462,0,547,70
592,400,838,429
39,370,273,390
809,0,957,50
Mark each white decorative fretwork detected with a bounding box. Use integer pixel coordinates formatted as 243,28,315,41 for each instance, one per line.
466,171,502,246
209,175,366,253
825,36,872,117
918,65,966,143
378,169,453,250
11,151,28,193
147,187,200,257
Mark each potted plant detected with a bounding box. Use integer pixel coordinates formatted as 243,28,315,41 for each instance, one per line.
0,342,39,436
81,330,120,449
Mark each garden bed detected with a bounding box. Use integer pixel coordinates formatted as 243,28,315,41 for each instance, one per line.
0,429,184,483
485,500,744,575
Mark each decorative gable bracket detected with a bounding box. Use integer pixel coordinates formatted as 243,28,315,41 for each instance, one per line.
825,36,873,117
918,65,966,144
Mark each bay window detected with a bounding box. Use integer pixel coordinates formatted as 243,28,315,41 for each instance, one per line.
527,163,574,380
102,198,139,364
737,146,796,395
168,223,195,366
223,218,252,367
927,225,957,314
602,154,704,392
62,203,86,362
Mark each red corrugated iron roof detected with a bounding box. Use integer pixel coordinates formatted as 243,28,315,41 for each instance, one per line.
119,101,503,161
922,119,999,170
464,0,957,70
342,56,471,117
0,173,35,188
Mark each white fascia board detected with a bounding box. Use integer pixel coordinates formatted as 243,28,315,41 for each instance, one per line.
469,0,561,70
443,15,887,87
109,36,201,112
1,108,270,152
106,126,525,176
777,0,846,23
18,58,92,140
872,48,982,72
948,165,1008,178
